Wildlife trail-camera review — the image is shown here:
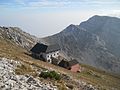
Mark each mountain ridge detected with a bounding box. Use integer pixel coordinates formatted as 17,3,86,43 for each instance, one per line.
42,15,120,75
0,26,38,50
80,15,120,58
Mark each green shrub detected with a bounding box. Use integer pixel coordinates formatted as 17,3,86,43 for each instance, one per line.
39,71,61,80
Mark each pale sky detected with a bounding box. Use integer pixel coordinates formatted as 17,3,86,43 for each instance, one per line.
0,0,120,37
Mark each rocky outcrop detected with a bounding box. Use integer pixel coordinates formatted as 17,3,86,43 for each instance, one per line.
0,27,38,50
0,57,58,90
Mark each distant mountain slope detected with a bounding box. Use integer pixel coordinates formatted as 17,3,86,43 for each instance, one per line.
80,15,120,58
42,16,120,74
0,27,38,50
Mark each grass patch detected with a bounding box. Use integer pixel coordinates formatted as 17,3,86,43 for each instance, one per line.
15,63,37,77
78,64,120,90
55,81,67,90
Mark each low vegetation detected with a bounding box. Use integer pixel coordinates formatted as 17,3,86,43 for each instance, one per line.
15,63,37,77
39,71,61,80
78,64,120,90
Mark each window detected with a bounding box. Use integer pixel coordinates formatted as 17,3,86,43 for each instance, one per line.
47,55,49,58
47,59,51,63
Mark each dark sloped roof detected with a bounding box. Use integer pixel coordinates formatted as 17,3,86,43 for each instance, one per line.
30,43,60,54
30,43,47,54
58,60,69,68
68,59,79,67
46,44,60,53
58,59,79,68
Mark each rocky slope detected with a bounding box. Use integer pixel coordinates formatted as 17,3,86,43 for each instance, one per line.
42,16,120,75
0,26,38,50
0,57,58,90
80,15,120,58
0,57,97,90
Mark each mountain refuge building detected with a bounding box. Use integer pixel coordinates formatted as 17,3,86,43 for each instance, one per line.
30,43,80,72
58,59,80,72
30,43,60,63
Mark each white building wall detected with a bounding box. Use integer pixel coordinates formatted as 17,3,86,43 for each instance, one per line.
42,50,60,63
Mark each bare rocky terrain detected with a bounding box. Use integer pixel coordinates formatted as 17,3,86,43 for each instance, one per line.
0,26,38,50
0,57,58,90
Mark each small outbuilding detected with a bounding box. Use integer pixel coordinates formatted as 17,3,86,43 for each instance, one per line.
30,43,60,63
58,59,80,72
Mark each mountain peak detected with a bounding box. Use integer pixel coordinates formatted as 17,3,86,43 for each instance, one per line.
84,15,120,24
79,15,120,34
43,15,120,75
66,24,76,29
61,24,77,33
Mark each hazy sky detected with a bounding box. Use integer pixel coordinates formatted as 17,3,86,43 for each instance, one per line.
0,0,120,37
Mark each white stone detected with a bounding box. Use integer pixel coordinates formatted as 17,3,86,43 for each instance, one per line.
0,57,59,90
